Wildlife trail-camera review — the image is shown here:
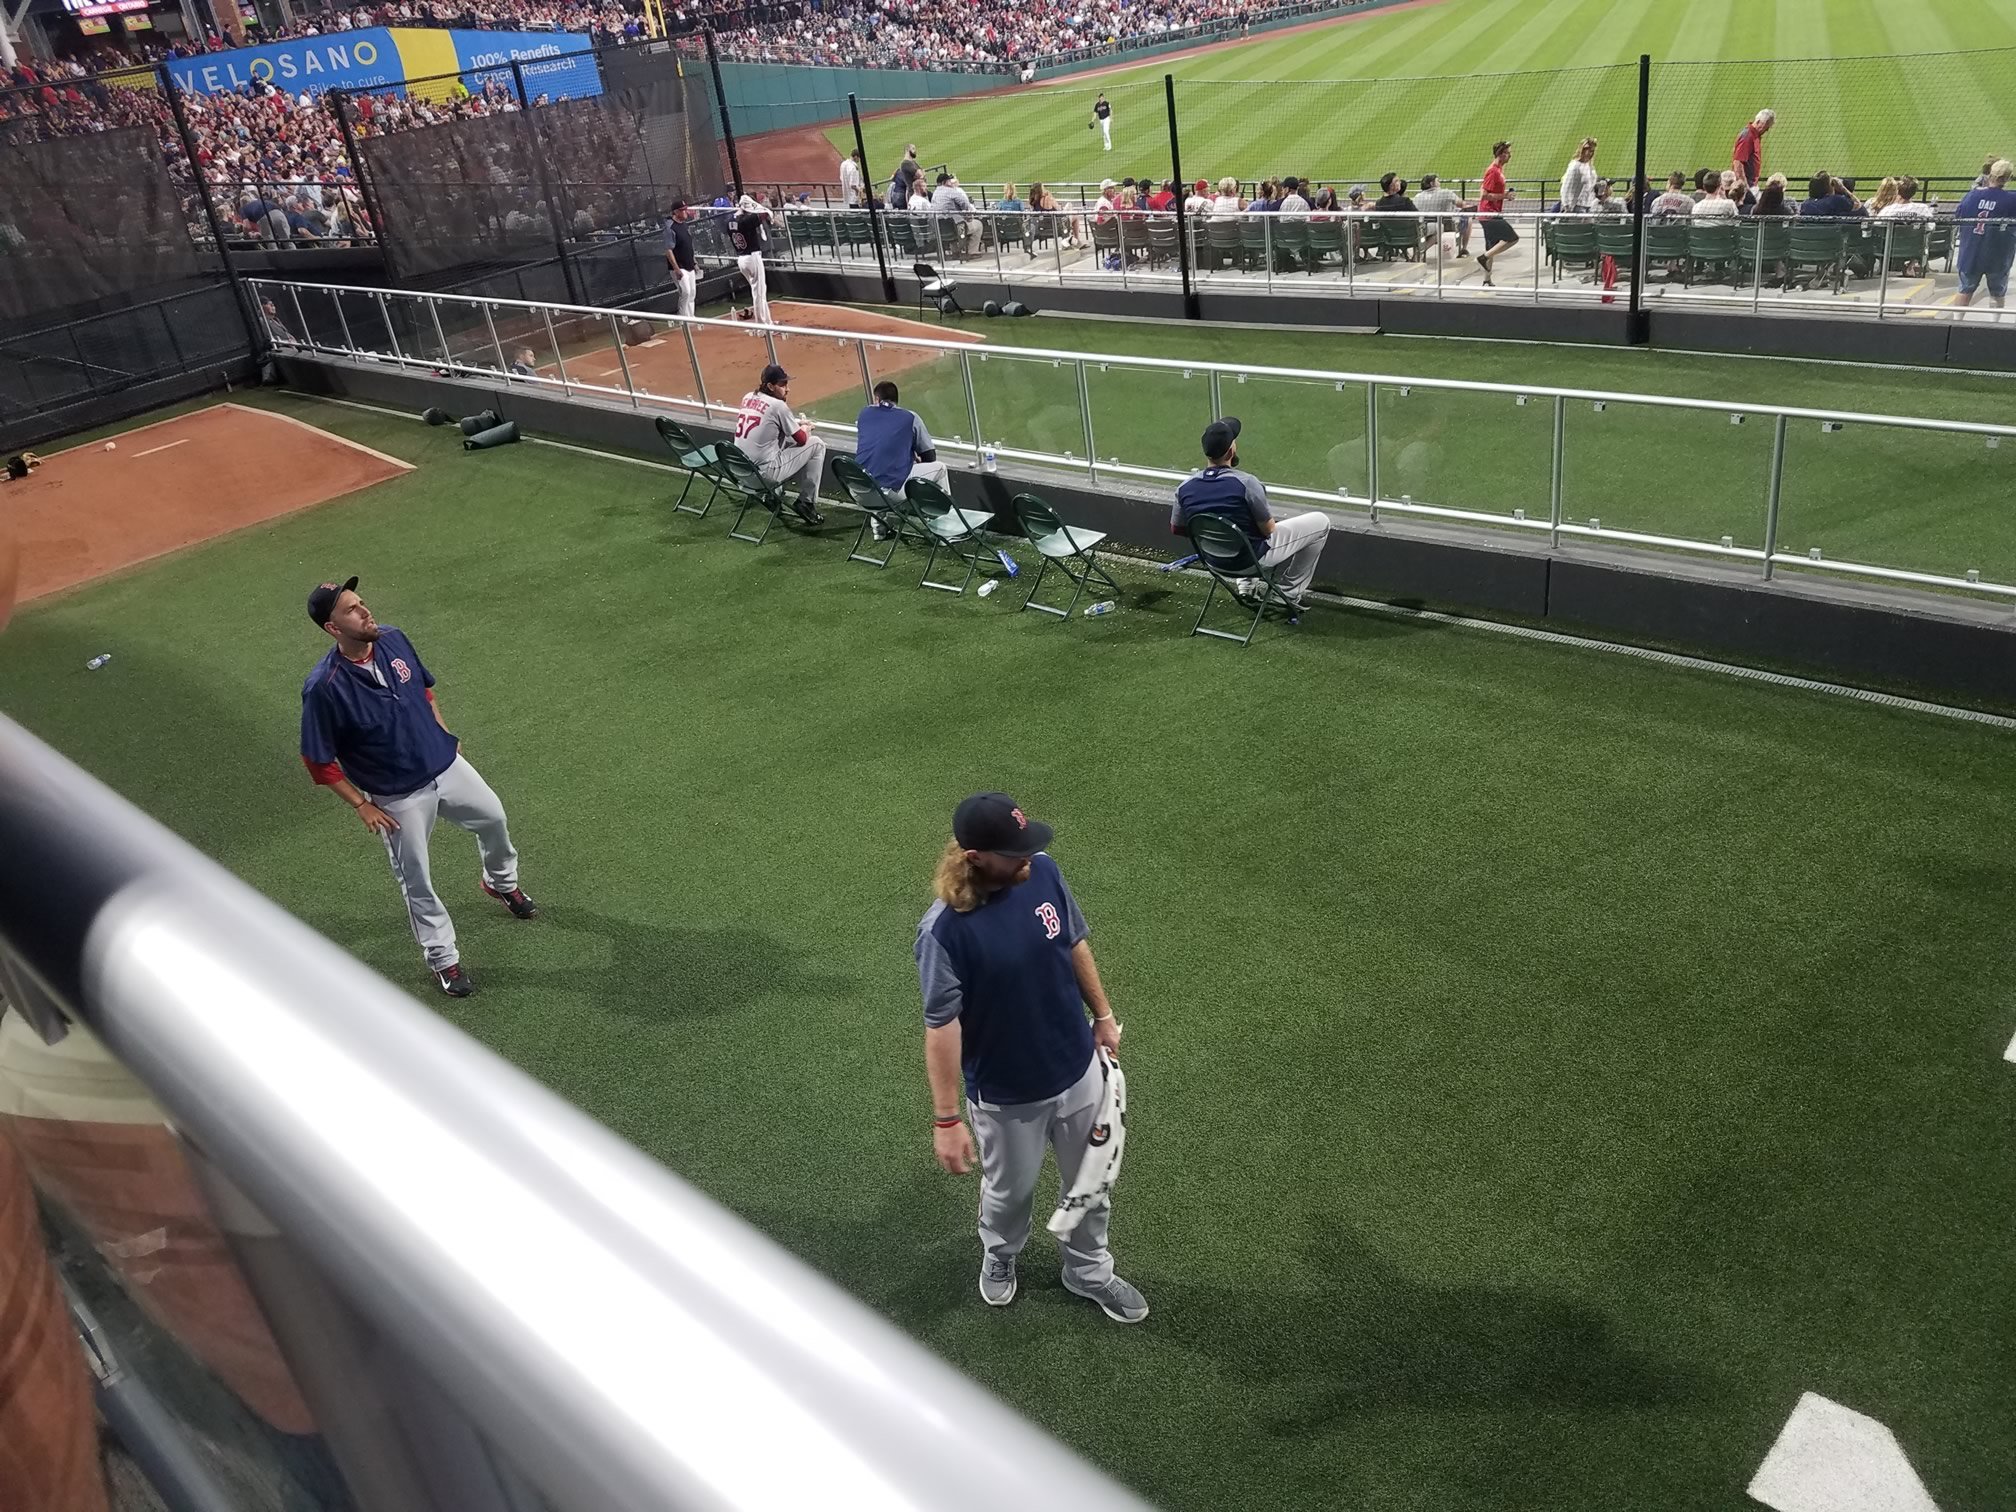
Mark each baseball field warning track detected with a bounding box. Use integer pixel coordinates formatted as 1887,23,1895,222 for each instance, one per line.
6,403,412,603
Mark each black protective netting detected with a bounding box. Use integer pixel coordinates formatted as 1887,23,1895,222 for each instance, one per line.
0,124,205,323
360,46,724,280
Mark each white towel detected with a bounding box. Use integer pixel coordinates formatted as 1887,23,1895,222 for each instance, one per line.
1048,1047,1126,1237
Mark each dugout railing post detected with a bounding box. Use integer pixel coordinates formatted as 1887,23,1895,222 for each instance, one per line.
704,28,745,198
158,65,266,361
850,93,898,304
512,58,587,308
1626,52,1650,344
1166,74,1199,321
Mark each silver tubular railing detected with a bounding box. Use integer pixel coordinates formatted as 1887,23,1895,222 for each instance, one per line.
250,277,2016,601
0,715,1149,1512
759,206,1967,320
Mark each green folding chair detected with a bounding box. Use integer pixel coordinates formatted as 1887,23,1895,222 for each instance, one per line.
832,455,915,567
902,477,998,594
1012,493,1119,618
714,442,819,545
1185,512,1302,645
654,415,723,515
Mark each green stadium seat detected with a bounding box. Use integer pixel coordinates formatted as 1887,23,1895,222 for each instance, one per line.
1307,216,1347,270
832,455,915,567
1374,216,1420,262
1239,216,1268,270
1685,221,1739,286
714,442,820,545
1273,216,1312,272
1785,221,1849,294
1643,221,1691,281
1548,220,1600,281
903,477,998,594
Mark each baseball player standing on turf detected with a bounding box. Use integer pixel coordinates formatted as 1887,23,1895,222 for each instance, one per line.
728,193,774,325
918,793,1147,1325
300,577,537,999
735,363,826,524
665,200,700,319
1091,92,1112,152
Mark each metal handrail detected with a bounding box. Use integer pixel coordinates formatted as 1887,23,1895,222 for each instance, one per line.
0,714,1147,1512
251,275,2016,437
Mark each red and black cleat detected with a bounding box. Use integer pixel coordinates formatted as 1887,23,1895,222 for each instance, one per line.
481,880,540,919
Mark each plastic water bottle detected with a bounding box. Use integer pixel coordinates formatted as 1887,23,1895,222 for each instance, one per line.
86,653,112,670
982,446,998,474
977,579,999,598
1084,600,1116,617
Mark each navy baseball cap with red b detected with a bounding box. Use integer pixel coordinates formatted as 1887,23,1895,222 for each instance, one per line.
954,792,1053,856
307,575,358,627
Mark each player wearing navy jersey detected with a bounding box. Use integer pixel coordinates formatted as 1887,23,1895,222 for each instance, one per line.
727,193,774,324
1091,92,1112,152
917,793,1148,1324
300,577,536,998
1955,160,2016,309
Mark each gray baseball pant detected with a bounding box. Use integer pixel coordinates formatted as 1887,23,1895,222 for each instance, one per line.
968,1052,1113,1289
762,435,827,505
1258,510,1332,597
368,755,520,971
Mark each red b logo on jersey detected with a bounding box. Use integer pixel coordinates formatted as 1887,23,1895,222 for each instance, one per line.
1035,901,1061,939
390,657,412,683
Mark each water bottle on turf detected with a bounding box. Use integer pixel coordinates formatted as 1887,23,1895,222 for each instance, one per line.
977,579,999,598
87,653,112,670
1084,601,1116,618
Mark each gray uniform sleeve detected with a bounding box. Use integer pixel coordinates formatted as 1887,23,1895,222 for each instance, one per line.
917,908,964,1027
1242,471,1274,529
911,411,934,457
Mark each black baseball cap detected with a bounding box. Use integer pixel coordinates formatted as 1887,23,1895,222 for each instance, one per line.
760,363,790,386
953,792,1053,857
1202,415,1241,459
307,574,358,628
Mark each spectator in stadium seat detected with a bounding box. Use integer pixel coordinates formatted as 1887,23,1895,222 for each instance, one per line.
1753,174,1792,218
1414,173,1460,254
1277,176,1309,214
1171,417,1329,609
1691,169,1716,203
1591,179,1626,218
1799,171,1859,220
1475,140,1518,286
854,380,950,498
1732,108,1774,188
259,298,295,344
240,196,292,246
1955,160,2016,310
1249,179,1279,213
1374,173,1414,214
1879,176,1932,221
1559,136,1598,214
1184,179,1211,215
1211,177,1244,216
1693,177,1738,220
1311,183,1341,213
509,347,539,377
931,172,983,254
1650,170,1694,219
1148,180,1178,213
995,183,1025,213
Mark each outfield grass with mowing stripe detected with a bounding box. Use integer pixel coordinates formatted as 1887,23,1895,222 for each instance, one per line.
784,309,2016,592
835,0,2016,198
1,389,2010,1512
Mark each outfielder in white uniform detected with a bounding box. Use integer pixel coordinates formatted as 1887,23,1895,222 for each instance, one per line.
734,363,827,524
300,577,536,999
729,194,774,325
917,792,1147,1324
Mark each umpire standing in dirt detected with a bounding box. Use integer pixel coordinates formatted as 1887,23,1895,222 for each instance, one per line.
917,793,1148,1324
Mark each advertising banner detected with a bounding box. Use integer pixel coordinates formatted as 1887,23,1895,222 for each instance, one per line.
162,27,599,101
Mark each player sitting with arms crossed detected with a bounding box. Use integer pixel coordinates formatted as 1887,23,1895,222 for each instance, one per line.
919,793,1146,1325
735,363,827,525
299,577,537,998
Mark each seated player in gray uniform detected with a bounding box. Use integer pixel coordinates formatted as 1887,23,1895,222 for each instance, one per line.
732,363,826,524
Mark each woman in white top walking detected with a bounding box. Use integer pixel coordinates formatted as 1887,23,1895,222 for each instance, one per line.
1560,136,1598,213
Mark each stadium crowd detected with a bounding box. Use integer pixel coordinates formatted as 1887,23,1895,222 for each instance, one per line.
707,0,1342,69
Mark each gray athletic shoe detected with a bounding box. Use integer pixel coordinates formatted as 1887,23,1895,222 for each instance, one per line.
979,1254,1018,1307
1063,1272,1148,1324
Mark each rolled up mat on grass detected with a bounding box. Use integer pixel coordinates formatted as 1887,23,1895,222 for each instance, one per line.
422,407,452,426
463,421,520,450
457,410,500,436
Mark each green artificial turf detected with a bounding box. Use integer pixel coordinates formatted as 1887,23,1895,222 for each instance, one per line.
833,0,2016,196
2,389,2011,1511
777,309,2016,591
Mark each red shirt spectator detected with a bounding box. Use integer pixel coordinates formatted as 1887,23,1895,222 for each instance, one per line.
1479,158,1507,215
1732,110,1774,186
1147,187,1174,212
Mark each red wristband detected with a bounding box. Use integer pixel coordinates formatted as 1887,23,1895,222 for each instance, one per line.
933,1115,962,1129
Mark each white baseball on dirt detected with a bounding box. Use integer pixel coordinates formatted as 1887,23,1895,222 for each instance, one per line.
103,441,116,452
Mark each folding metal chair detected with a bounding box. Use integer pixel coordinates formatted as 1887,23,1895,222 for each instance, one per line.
714,442,816,545
913,259,962,320
654,415,724,515
1185,512,1302,645
832,455,916,567
1012,492,1118,618
902,477,997,593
